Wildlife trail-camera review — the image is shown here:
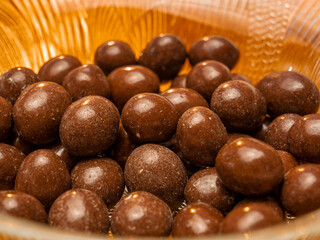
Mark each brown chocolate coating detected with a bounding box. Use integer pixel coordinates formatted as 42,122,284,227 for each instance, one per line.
38,55,82,85
170,74,187,88
111,191,172,237
124,144,187,207
161,88,209,117
9,129,37,155
185,168,238,215
186,60,231,102
107,65,159,110
71,158,124,206
13,81,72,145
227,133,252,144
62,64,110,101
265,114,301,151
49,143,79,172
249,117,272,141
176,107,227,166
0,144,25,190
0,67,39,104
60,96,120,157
256,71,320,117
94,40,136,76
49,189,109,233
189,36,239,70
0,97,12,141
121,93,179,143
172,202,223,237
281,164,320,216
277,150,299,174
288,114,320,163
211,80,267,132
216,138,283,195
231,73,252,84
0,190,47,222
15,149,70,209
139,34,186,80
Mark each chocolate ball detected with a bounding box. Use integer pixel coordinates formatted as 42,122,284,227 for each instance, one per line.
0,190,47,222
0,97,12,142
249,117,272,141
172,202,223,237
256,71,320,117
161,88,209,117
94,40,136,76
0,144,25,190
121,93,179,143
265,114,301,151
185,168,238,215
49,189,109,233
62,64,110,101
211,80,267,132
107,65,159,110
124,144,187,207
60,96,120,156
186,60,231,102
0,67,39,104
71,158,124,206
281,164,320,216
170,74,187,88
15,149,70,209
216,138,283,195
9,129,37,155
277,150,299,174
231,73,252,84
49,143,79,172
189,36,239,70
111,191,172,237
176,107,227,166
13,81,72,145
227,133,252,144
139,34,186,80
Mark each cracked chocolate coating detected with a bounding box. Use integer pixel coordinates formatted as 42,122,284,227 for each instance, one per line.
0,97,12,142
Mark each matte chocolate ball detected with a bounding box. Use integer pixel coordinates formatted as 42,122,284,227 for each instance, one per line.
186,60,231,102
277,150,299,174
231,73,252,84
107,65,159,110
111,191,172,237
38,55,82,85
124,144,187,207
139,34,186,80
15,149,70,209
0,67,39,104
256,71,320,117
211,80,267,132
121,93,179,143
265,114,301,151
216,138,283,195
13,81,72,145
49,189,109,233
172,202,223,237
176,107,227,166
281,164,320,216
60,96,120,157
170,74,187,88
49,143,79,172
0,97,12,142
94,40,136,76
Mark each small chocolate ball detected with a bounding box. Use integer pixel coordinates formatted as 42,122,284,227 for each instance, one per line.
0,97,12,142
265,114,301,151
0,190,47,222
15,149,70,209
231,73,252,84
107,65,159,110
185,168,238,215
186,60,231,102
256,71,320,117
0,67,39,104
94,40,136,76
9,129,37,155
249,117,272,141
139,34,186,80
13,81,72,145
277,150,299,174
211,80,267,132
124,144,187,207
172,202,223,237
49,189,109,233
176,107,227,166
227,133,252,144
111,191,172,237
170,74,187,88
121,93,179,143
49,143,79,172
281,164,320,216
216,138,283,195
38,55,82,85
60,96,120,157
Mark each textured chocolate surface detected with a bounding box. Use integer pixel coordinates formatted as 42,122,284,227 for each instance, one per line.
0,97,12,142
170,74,187,88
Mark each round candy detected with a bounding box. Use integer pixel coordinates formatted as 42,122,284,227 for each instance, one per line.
49,143,79,172
170,74,187,88
0,97,12,142
231,73,252,84
277,150,299,174
60,96,120,156
9,129,37,155
227,133,252,144
111,191,172,237
13,81,72,145
249,117,272,141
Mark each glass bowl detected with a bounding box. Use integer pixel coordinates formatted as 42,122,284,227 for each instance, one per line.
1,0,320,239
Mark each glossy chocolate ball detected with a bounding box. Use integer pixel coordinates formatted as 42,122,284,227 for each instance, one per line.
249,117,272,141
49,143,79,172
277,150,299,174
170,74,187,88
227,133,252,144
9,129,37,155
0,97,12,142
231,73,252,84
